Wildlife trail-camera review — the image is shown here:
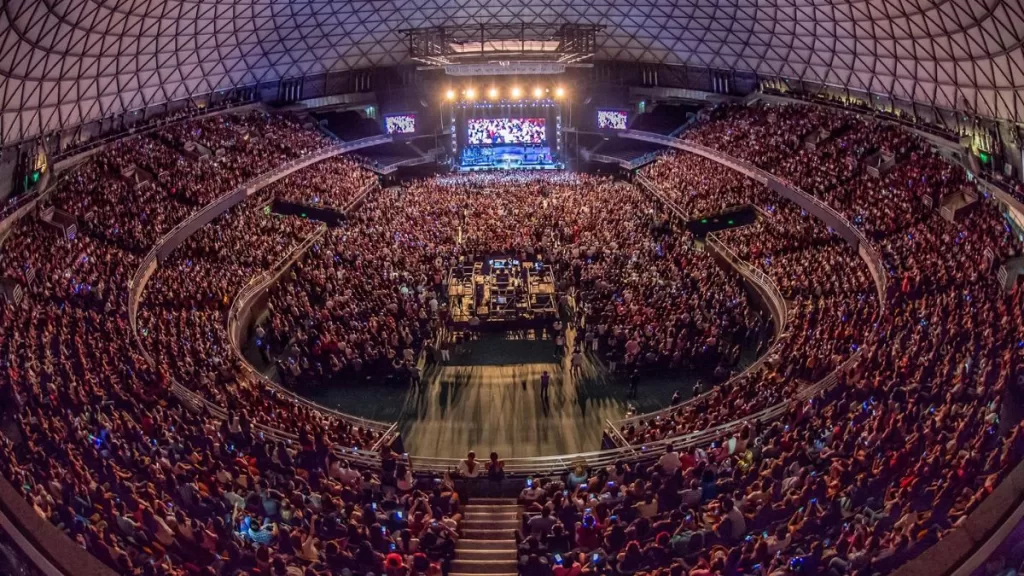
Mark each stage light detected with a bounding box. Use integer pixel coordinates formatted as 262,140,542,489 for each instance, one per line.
511,87,522,99
465,88,476,100
533,87,543,98
555,87,565,98
445,89,455,100
488,87,499,100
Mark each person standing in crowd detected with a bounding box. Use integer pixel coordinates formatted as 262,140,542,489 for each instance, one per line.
458,451,481,478
440,339,451,364
540,370,551,400
570,348,584,378
487,452,505,484
628,370,639,399
409,362,422,393
670,390,682,406
554,331,566,359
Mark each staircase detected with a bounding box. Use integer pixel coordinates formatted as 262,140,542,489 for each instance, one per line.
453,498,519,576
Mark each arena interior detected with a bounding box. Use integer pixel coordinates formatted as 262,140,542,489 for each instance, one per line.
3,3,1024,576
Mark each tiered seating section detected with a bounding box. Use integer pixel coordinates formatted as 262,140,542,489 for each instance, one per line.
0,101,1021,576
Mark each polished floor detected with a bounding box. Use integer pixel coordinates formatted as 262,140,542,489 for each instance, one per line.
297,331,718,459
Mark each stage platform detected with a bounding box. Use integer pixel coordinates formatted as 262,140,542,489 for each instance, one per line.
458,144,564,172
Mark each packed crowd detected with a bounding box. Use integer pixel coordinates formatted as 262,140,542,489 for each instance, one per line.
572,103,1024,576
1,99,1023,576
639,153,777,219
264,156,377,211
619,151,878,445
1,111,452,576
257,172,755,390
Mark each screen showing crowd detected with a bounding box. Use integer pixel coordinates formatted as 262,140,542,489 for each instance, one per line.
468,118,547,145
385,114,416,134
598,110,628,130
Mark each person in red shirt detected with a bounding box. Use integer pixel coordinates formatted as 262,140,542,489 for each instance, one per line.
574,514,601,551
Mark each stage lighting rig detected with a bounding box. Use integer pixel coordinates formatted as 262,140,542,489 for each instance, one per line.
511,87,522,99
488,87,499,100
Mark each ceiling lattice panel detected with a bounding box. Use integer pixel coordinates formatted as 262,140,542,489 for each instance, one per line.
3,0,1024,145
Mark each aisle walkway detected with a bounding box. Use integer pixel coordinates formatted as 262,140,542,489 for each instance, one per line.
452,499,519,576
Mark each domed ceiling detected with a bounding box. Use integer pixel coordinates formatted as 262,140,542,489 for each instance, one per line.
2,0,1024,145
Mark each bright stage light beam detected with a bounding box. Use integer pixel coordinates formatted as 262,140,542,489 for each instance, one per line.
533,87,543,98
465,88,476,100
555,87,565,98
445,89,455,100
511,87,522,99
488,87,499,99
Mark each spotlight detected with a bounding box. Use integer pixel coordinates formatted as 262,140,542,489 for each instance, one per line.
533,87,543,98
445,89,455,100
465,88,476,100
488,87,499,100
555,87,565,98
511,87,522,99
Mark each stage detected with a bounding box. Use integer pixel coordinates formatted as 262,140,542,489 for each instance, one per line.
450,102,566,172
458,144,564,171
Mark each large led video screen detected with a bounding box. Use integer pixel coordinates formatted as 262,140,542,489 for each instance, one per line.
468,118,546,145
384,114,416,134
597,110,628,130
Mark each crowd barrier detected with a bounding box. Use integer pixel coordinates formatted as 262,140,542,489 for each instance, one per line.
127,137,396,442
223,183,399,449
604,178,793,442
614,135,885,439
623,130,889,307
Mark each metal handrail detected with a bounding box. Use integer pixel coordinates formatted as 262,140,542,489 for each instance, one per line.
605,419,639,455
607,234,791,435
224,216,397,434
608,132,886,438
706,232,788,335
128,144,398,440
123,133,884,476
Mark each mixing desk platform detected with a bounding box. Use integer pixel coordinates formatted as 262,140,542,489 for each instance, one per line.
448,257,558,325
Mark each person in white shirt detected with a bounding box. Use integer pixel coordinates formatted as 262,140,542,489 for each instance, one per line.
658,445,682,475
457,451,482,478
718,497,747,541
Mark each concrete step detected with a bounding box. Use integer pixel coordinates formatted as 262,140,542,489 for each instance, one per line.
461,527,516,540
461,517,519,529
464,504,521,514
450,559,519,574
466,498,517,505
455,549,518,561
456,538,517,552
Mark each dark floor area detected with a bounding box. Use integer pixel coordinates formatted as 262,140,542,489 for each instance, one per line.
251,329,763,458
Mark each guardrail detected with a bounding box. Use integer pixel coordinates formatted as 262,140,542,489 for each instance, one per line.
623,130,889,307
128,140,397,439
610,131,886,442
605,234,791,438
706,232,788,335
223,207,397,439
